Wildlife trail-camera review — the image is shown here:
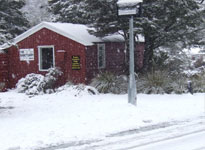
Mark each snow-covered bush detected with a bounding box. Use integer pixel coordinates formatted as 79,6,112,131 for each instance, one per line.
16,67,62,95
90,72,128,94
57,82,98,96
16,73,44,95
42,67,62,93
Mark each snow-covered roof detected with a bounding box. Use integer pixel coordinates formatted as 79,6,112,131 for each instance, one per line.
117,0,143,7
14,22,98,46
0,43,10,53
13,22,142,46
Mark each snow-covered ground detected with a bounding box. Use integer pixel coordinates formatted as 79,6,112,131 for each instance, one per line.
0,86,205,150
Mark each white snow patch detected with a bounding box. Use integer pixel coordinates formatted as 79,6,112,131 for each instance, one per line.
184,47,204,55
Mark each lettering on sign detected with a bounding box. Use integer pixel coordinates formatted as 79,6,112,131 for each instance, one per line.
72,56,81,70
19,48,34,61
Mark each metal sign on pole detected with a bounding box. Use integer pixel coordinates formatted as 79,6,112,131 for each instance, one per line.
117,0,142,106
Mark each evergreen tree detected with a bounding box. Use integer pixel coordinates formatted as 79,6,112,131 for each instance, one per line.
0,0,29,45
48,0,88,24
141,0,204,71
195,0,205,47
48,0,204,72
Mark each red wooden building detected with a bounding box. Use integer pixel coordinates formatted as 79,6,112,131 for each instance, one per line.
0,22,144,91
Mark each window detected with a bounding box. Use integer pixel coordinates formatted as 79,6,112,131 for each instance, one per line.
38,46,55,71
97,44,106,69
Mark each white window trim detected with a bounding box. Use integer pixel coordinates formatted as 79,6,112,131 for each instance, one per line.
38,45,55,71
97,44,106,69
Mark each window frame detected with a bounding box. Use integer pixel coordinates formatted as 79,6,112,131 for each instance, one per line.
97,43,106,69
38,45,55,71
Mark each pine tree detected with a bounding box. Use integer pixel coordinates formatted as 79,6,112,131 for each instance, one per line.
48,0,88,24
141,0,204,71
0,0,29,45
84,0,137,41
195,0,205,46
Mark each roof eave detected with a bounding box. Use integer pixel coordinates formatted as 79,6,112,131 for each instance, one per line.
14,22,94,46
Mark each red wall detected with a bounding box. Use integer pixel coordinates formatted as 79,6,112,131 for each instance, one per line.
135,43,144,70
7,28,86,88
0,53,8,91
4,27,145,89
85,42,144,83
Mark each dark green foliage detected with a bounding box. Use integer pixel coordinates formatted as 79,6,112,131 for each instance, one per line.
188,69,205,93
141,0,204,70
48,0,88,24
137,70,173,94
90,72,128,94
0,0,29,45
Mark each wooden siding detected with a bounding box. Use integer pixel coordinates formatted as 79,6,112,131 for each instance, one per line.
7,28,86,88
0,53,8,91
85,42,144,83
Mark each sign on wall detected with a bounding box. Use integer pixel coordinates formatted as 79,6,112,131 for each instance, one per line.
19,48,34,61
72,56,81,70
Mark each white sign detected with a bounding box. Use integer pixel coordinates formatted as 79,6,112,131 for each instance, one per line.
19,48,34,61
118,8,137,16
117,0,142,6
117,0,142,16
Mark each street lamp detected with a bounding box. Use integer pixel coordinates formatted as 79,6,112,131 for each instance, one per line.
117,0,143,106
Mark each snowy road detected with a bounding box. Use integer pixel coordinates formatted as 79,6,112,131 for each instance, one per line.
135,131,205,150
39,116,205,150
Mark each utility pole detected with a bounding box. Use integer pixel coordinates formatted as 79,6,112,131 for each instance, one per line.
117,0,142,106
128,15,137,105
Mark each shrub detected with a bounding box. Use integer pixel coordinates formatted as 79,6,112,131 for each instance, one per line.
42,67,63,93
169,75,188,94
137,69,205,94
16,67,62,95
90,72,128,94
137,70,172,94
190,72,205,93
16,73,44,95
0,82,6,92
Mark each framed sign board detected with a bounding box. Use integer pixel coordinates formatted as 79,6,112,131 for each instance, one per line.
72,55,81,70
19,48,34,61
